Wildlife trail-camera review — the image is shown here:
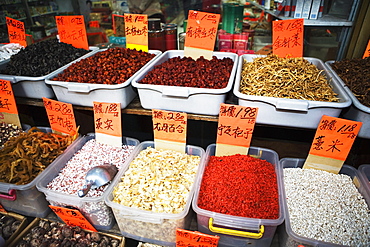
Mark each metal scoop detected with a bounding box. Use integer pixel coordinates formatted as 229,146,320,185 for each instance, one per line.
78,164,118,197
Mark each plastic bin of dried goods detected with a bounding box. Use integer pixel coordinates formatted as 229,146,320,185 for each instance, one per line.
9,218,125,247
359,164,370,197
192,144,284,247
45,48,162,108
0,127,79,218
36,134,139,231
131,50,238,115
325,60,370,139
0,211,28,247
233,55,352,129
0,39,98,99
279,158,370,247
104,141,205,246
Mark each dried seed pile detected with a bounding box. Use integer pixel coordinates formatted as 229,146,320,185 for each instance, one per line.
1,39,90,77
0,214,21,241
240,55,339,102
283,168,370,246
51,48,155,84
0,122,24,149
113,146,200,214
330,57,370,107
139,56,234,89
0,127,78,185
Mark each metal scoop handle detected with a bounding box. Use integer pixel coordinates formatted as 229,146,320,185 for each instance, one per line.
78,180,94,197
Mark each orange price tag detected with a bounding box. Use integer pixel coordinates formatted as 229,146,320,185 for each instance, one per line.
56,15,88,50
215,103,258,156
272,18,304,57
124,14,148,51
176,228,219,247
6,17,27,47
93,101,122,146
152,109,187,153
184,10,220,59
112,14,125,36
0,204,7,213
0,79,18,114
43,97,77,135
304,115,362,173
363,39,370,59
89,20,100,29
49,205,97,232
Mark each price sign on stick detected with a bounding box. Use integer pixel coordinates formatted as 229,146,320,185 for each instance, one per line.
56,15,88,50
113,14,125,36
49,205,97,232
184,10,220,60
215,103,258,156
152,109,187,153
124,14,148,51
0,79,21,127
363,39,370,59
93,101,122,147
272,18,304,57
43,97,77,135
6,17,27,47
303,115,362,174
176,228,219,247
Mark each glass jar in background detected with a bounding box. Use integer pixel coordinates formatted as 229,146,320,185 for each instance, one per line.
148,18,165,51
164,23,178,50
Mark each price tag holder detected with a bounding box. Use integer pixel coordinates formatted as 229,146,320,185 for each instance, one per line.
272,18,304,57
93,101,122,147
56,15,89,50
184,10,220,60
0,79,21,127
303,115,362,174
43,97,77,135
124,14,148,51
363,39,370,59
176,228,219,247
113,14,125,36
152,109,187,153
6,17,27,47
49,205,97,232
215,103,258,156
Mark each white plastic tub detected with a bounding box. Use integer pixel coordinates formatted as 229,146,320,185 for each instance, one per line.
131,50,238,115
233,55,352,129
326,60,370,139
105,141,205,246
45,49,161,108
0,47,98,99
192,144,284,247
358,164,370,197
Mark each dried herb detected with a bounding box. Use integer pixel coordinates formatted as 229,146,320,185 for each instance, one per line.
330,57,370,107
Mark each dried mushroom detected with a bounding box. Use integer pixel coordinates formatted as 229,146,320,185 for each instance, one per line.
0,214,21,240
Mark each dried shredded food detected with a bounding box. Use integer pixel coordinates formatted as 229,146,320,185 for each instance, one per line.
239,55,339,102
0,127,78,185
330,57,370,107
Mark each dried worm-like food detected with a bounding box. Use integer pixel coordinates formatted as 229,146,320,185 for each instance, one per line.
0,127,78,185
240,55,339,102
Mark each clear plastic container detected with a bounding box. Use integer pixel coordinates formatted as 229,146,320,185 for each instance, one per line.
36,134,139,231
192,144,284,247
233,55,352,129
104,141,205,246
131,50,238,115
359,164,370,197
279,158,370,247
45,49,162,109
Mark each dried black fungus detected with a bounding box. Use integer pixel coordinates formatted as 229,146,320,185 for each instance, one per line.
330,57,370,107
0,214,21,240
1,39,90,77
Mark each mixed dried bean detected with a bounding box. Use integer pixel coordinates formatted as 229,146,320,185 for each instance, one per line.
139,56,234,89
51,48,155,84
0,122,24,149
240,55,339,102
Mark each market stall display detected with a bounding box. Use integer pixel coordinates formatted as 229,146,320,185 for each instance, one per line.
192,144,284,247
131,50,238,115
0,212,27,247
326,58,370,138
0,43,23,64
0,123,24,149
233,54,351,128
45,48,161,108
105,141,205,246
36,134,139,231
